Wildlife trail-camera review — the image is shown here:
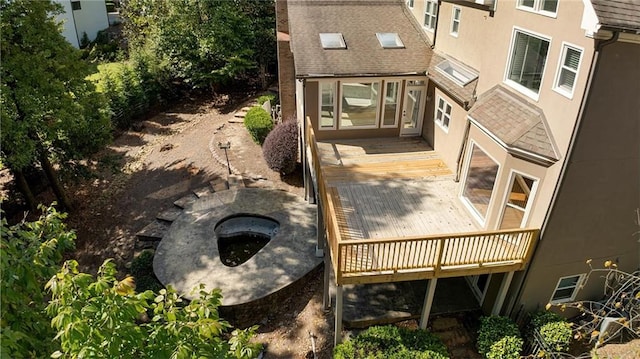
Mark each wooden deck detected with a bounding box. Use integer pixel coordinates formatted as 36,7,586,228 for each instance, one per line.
306,120,539,285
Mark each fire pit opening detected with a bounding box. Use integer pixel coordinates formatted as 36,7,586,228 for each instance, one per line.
214,214,280,267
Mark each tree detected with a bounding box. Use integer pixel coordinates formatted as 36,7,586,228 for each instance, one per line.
0,0,111,211
547,260,640,349
121,0,276,92
46,260,263,359
0,205,75,358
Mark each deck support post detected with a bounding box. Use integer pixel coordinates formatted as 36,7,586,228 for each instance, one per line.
419,278,438,329
492,271,515,316
323,249,331,310
316,203,325,257
334,285,344,346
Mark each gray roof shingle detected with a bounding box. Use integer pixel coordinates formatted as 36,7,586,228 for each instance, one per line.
469,86,559,163
287,0,433,77
591,0,640,33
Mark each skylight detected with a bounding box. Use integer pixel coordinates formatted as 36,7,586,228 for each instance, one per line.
435,59,478,87
376,33,404,49
319,33,346,49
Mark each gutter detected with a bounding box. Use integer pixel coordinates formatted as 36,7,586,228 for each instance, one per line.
296,71,426,80
507,31,620,316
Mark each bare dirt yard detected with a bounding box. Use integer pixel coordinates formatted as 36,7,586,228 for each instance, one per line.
56,94,334,358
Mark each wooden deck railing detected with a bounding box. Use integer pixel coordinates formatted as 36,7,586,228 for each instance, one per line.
305,117,539,286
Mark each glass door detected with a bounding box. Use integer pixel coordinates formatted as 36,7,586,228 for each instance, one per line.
400,80,426,136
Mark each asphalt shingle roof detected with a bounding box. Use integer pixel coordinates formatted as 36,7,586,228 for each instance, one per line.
469,86,559,163
287,0,433,77
591,0,640,33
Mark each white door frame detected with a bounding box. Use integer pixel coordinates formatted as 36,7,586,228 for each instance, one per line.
400,82,426,136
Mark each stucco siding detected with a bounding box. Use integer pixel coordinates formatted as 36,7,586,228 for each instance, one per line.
515,40,640,312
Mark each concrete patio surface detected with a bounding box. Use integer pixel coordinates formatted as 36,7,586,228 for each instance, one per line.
153,188,321,305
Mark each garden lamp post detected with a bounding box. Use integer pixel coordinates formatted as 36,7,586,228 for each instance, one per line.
218,141,231,175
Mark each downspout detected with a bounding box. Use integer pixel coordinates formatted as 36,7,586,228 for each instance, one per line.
507,31,620,316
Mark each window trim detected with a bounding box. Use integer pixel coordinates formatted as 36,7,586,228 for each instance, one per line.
434,95,452,133
553,42,584,99
450,6,461,37
550,274,585,304
423,0,438,32
516,0,558,18
504,27,552,101
71,1,82,11
318,81,338,131
497,170,540,229
381,80,401,128
338,80,381,130
407,0,414,9
460,141,502,226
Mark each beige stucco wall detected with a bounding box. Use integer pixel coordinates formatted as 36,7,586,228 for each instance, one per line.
406,0,436,45
514,40,640,312
429,88,469,171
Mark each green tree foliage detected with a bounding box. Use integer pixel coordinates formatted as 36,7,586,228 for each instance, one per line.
121,0,276,91
0,205,76,358
0,0,111,210
46,260,263,359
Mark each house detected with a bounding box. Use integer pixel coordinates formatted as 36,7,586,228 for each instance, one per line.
54,0,109,48
276,0,640,345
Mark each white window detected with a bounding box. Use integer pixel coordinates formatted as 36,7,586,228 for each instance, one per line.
319,82,337,130
423,1,438,31
553,43,583,98
550,274,585,303
462,143,500,224
451,7,461,37
340,81,380,129
435,96,452,131
506,29,550,99
517,0,558,16
382,81,400,128
407,0,414,8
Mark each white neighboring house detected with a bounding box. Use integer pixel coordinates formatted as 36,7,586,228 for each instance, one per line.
54,0,109,48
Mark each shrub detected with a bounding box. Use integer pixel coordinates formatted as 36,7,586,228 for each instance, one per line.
334,325,449,359
477,316,521,358
244,107,273,144
257,94,277,106
262,120,298,175
486,336,523,359
539,321,572,352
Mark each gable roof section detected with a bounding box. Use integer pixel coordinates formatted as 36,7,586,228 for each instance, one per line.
590,0,640,33
287,0,433,78
469,86,559,165
427,52,478,110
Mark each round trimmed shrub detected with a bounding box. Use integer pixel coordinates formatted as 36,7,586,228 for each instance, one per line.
244,106,273,144
262,120,298,175
477,316,521,358
334,325,449,359
529,311,572,353
486,336,523,359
